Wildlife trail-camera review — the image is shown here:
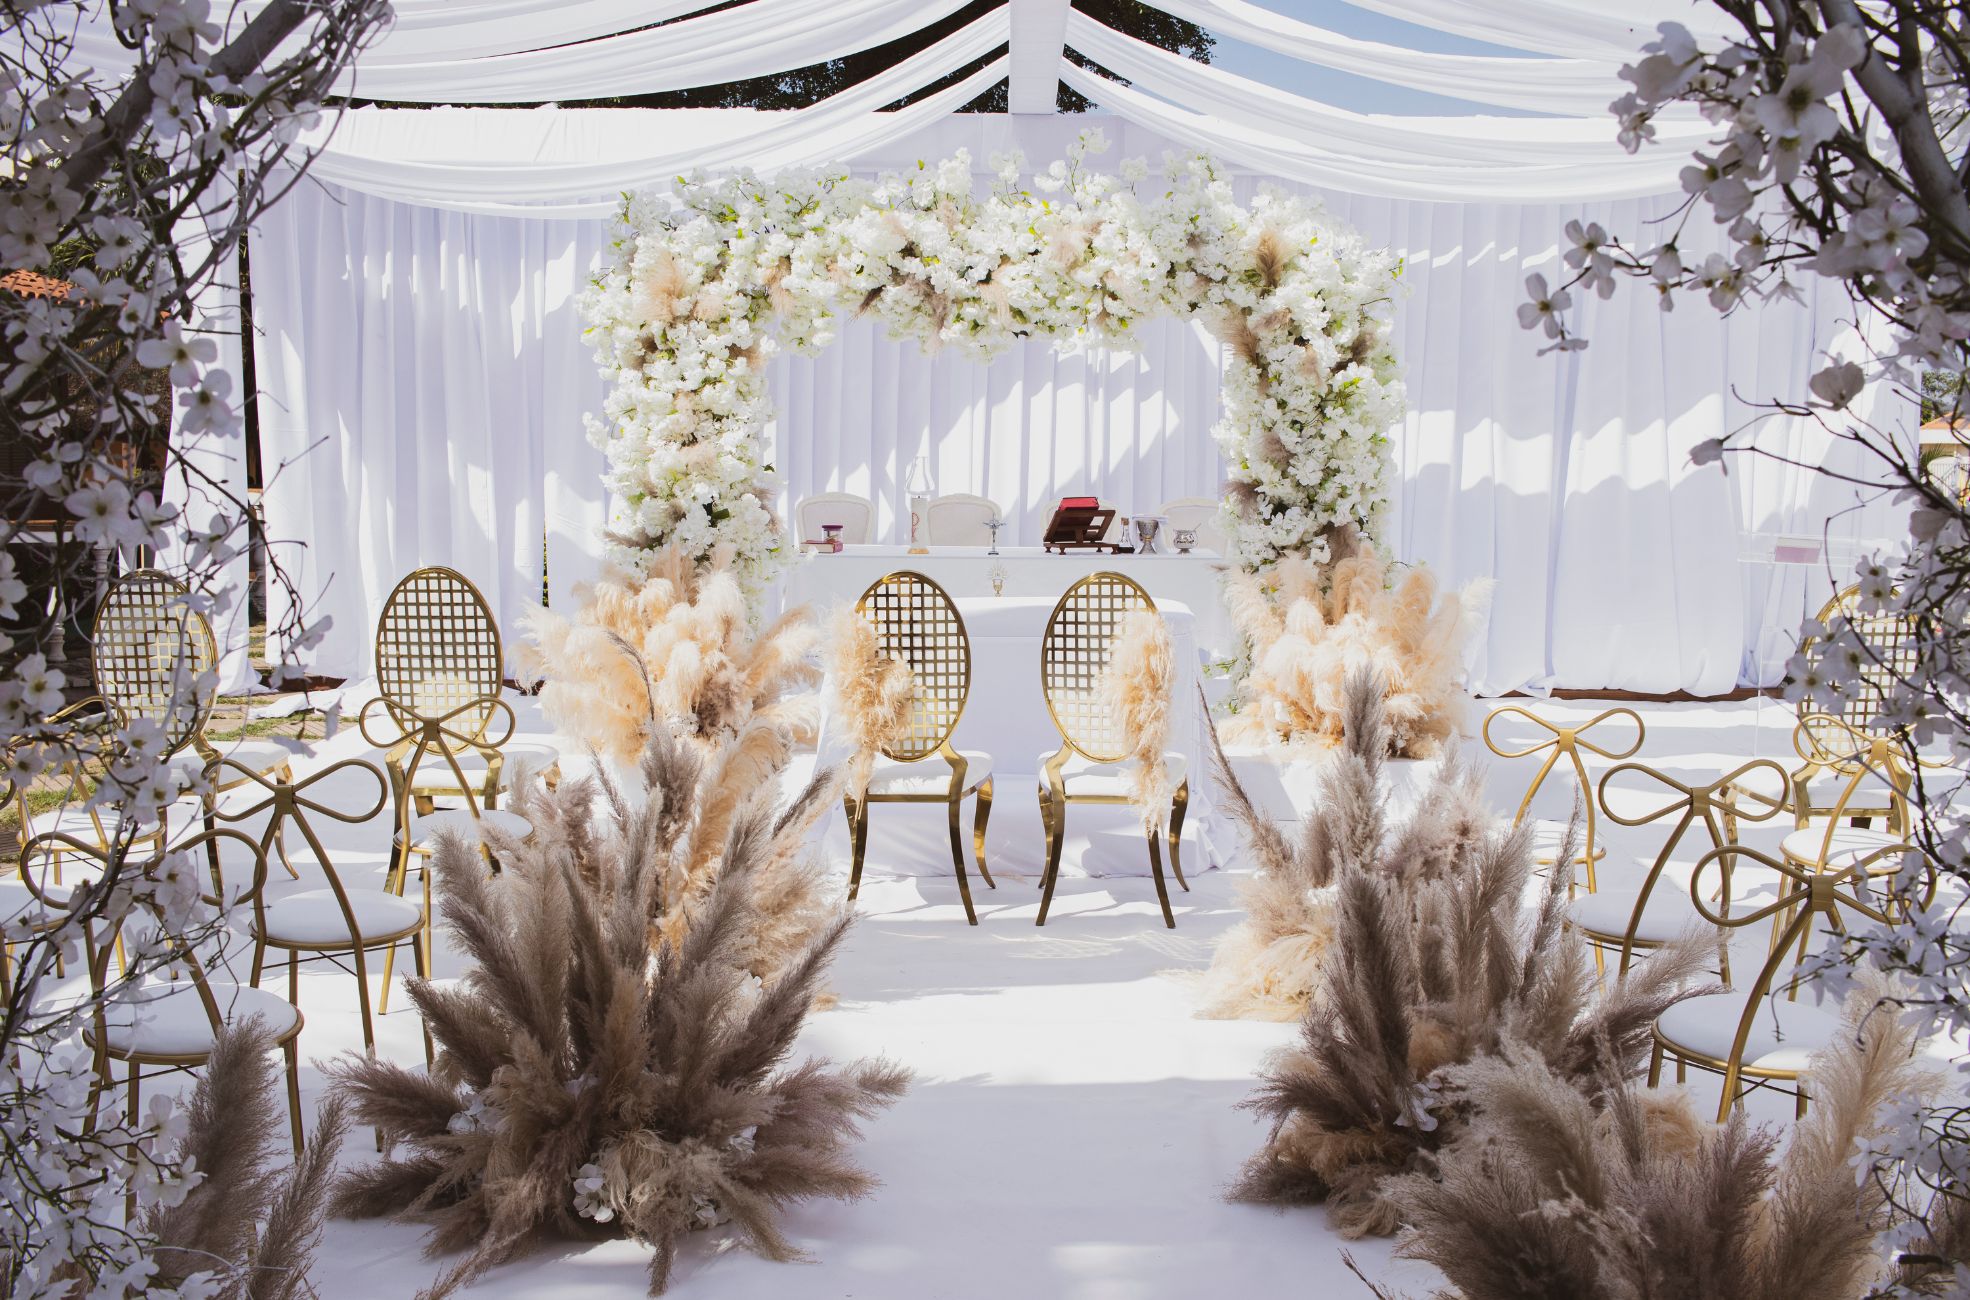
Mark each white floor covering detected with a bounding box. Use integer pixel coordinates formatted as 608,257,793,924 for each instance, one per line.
41,693,1945,1299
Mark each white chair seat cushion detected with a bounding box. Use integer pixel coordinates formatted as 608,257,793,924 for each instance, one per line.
865,750,993,796
0,877,68,928
95,982,300,1059
410,742,562,792
1040,752,1187,798
1655,993,1844,1074
210,739,299,775
1781,824,1906,870
1527,817,1601,862
396,808,532,849
256,888,423,946
1568,883,1703,945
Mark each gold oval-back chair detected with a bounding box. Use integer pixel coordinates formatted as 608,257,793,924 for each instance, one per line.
1790,584,1918,829
20,826,309,1154
1482,703,1644,896
1036,572,1189,930
845,572,995,925
1567,757,1791,980
1651,837,1931,1121
363,567,530,995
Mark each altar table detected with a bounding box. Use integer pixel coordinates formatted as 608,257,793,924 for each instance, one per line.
774,543,1238,662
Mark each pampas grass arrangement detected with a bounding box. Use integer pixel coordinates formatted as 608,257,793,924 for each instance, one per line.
1195,671,1494,1021
1369,978,1933,1300
1227,673,1705,1237
328,729,908,1297
1099,607,1176,828
822,604,914,799
520,541,820,768
1224,539,1488,758
146,1020,348,1299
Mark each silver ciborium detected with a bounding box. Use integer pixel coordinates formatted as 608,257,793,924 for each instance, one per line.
1133,516,1162,555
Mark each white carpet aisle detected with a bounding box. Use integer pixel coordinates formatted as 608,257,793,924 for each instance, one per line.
66,694,1924,1299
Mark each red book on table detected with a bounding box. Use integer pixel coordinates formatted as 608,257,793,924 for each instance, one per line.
1059,495,1099,509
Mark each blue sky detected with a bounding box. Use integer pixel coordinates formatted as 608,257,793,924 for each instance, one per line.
1200,0,1547,116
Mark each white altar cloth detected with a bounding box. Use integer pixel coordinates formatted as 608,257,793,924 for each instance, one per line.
775,543,1238,661
811,595,1225,883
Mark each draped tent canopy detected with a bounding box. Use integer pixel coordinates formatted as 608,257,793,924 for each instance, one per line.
76,0,1905,694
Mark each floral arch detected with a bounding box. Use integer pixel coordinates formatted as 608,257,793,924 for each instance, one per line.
580,132,1406,596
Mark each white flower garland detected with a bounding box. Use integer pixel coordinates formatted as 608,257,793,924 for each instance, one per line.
581,130,1405,597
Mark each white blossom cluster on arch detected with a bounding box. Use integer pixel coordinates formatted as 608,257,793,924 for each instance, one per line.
580,131,1406,594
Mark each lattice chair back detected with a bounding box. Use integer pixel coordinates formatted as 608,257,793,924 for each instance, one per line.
1797,584,1918,743
1041,572,1156,763
1482,703,1644,891
854,571,970,762
91,568,216,754
375,566,504,737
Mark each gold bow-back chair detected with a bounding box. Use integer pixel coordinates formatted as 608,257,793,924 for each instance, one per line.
213,755,429,1062
1650,837,1932,1120
1789,583,1918,831
20,826,310,1153
1036,572,1189,929
1482,703,1644,896
1779,711,1936,885
364,568,534,994
843,572,996,925
1566,757,1791,980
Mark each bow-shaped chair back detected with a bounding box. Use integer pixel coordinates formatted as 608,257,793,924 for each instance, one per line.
1791,712,1917,850
1595,757,1791,971
361,692,516,844
209,757,390,941
1483,703,1644,892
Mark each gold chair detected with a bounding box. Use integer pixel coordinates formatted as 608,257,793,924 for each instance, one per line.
1650,838,1930,1120
366,567,532,994
1789,584,1917,828
1036,572,1189,929
21,826,309,1153
1482,702,1644,895
218,756,427,1062
1779,713,1917,878
844,572,995,925
1566,757,1790,979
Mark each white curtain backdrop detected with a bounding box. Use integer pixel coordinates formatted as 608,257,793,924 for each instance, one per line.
250,114,1912,696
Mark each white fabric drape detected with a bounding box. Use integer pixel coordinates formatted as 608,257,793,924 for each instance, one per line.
1328,0,1737,61
249,115,1910,694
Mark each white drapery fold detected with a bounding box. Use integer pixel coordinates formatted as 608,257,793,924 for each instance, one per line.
248,115,1909,694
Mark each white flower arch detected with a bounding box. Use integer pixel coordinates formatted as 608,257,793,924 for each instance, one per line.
581,132,1406,597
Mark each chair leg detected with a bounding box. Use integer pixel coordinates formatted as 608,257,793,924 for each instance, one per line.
845,797,869,903
1145,827,1175,929
972,778,995,889
1795,1081,1809,1120
1036,795,1066,926
1168,781,1189,892
1647,1041,1664,1087
413,923,434,1067
378,940,396,1015
1034,783,1053,891
249,937,267,988
947,795,978,927
352,942,377,1057
283,1037,305,1156
1715,1062,1738,1123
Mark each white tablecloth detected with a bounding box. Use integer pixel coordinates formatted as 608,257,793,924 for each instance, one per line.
812,595,1223,881
773,543,1238,661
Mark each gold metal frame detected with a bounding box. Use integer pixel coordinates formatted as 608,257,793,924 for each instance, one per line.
1650,839,1933,1120
1783,712,1917,870
1789,584,1917,828
1571,757,1791,978
845,571,995,925
19,826,307,1154
1035,572,1189,929
213,755,430,1064
1482,702,1644,895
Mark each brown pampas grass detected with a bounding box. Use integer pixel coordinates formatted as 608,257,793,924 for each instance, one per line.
1380,975,1932,1299
1099,607,1176,829
822,604,914,798
520,542,820,768
1224,544,1489,759
145,1020,349,1299
328,730,907,1298
1252,225,1287,289
1227,673,1708,1236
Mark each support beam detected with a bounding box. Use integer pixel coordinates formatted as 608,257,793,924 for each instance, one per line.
1007,0,1070,113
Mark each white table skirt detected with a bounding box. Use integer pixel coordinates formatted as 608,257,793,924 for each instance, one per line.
772,543,1238,662
811,595,1224,881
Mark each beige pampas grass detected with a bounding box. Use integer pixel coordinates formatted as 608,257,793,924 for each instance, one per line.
1225,543,1489,759
822,605,915,798
1099,607,1176,829
1377,976,1934,1300
329,730,905,1298
520,543,819,768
